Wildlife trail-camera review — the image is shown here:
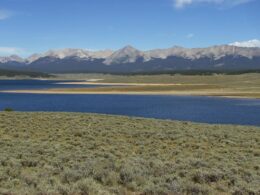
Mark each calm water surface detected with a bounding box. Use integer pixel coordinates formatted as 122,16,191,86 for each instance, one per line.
0,80,260,126
0,79,109,90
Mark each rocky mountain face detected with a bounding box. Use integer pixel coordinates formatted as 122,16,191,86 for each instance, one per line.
0,55,25,64
103,45,143,65
26,49,114,63
0,45,260,73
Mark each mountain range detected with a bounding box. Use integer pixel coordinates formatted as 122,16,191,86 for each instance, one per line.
1,45,260,73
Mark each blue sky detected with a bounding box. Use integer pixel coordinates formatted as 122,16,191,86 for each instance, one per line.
0,0,259,56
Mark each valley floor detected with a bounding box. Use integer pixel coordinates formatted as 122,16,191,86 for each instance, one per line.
2,73,260,99
0,112,259,194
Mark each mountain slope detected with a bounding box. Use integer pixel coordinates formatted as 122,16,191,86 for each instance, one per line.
0,45,260,73
103,45,144,65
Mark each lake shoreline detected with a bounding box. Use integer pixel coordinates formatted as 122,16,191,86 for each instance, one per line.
0,90,260,100
1,88,260,99
1,73,260,99
0,74,260,99
1,80,260,126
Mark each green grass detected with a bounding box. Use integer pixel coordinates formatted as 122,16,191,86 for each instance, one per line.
3,107,14,112
55,73,260,86
0,112,259,194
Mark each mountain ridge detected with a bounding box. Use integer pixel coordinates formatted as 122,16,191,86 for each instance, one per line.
1,44,260,73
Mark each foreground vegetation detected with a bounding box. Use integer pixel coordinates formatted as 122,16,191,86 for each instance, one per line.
0,112,259,194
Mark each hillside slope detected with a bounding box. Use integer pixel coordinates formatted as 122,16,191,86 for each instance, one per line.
0,112,259,194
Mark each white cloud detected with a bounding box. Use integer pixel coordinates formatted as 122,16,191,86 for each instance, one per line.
0,9,12,20
229,39,260,48
0,47,26,56
186,33,194,38
175,0,193,8
173,0,253,9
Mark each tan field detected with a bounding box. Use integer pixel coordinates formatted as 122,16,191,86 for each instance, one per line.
2,73,260,99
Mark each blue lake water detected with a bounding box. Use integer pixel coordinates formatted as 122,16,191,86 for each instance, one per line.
0,80,260,126
0,79,109,90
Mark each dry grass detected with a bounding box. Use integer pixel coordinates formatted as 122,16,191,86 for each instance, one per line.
55,73,260,86
20,73,258,99
2,73,260,98
0,112,259,194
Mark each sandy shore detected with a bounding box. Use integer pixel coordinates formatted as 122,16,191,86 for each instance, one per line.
56,81,207,86
1,81,259,99
1,88,260,99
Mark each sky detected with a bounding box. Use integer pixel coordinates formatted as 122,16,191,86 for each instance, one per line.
0,0,259,57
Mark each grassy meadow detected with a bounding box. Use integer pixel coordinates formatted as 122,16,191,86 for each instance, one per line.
1,73,260,98
51,73,260,98
0,112,259,194
55,73,260,85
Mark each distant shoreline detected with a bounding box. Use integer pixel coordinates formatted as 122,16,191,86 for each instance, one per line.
1,88,259,100
1,73,260,99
